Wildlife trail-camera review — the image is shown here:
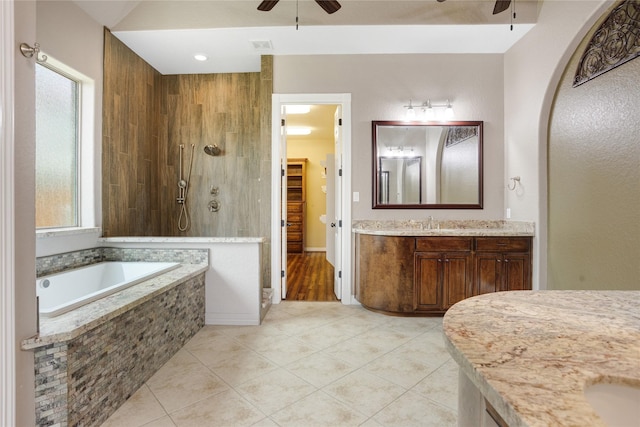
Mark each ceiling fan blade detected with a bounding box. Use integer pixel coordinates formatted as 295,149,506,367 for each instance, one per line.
315,0,341,14
493,0,511,15
257,0,279,12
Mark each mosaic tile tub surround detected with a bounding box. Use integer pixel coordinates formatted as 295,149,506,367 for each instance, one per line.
25,247,208,427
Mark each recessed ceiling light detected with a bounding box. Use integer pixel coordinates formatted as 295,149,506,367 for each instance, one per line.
287,127,312,136
285,105,311,114
193,54,208,61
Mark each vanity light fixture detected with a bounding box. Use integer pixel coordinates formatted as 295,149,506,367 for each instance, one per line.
193,53,208,61
404,99,454,121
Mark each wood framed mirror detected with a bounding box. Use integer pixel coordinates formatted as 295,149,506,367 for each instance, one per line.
372,121,483,209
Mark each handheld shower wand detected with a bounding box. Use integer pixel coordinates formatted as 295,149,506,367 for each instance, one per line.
177,144,195,232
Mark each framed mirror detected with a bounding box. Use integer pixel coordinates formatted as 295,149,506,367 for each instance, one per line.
372,121,483,209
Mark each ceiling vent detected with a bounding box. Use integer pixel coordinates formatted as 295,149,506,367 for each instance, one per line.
251,40,273,51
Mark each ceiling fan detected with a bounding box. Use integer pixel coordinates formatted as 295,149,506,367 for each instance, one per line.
258,0,342,14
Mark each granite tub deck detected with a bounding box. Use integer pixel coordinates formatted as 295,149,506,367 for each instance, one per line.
352,219,535,236
23,248,209,427
443,291,640,427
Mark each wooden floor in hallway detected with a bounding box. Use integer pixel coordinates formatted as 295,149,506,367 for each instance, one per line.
286,252,338,301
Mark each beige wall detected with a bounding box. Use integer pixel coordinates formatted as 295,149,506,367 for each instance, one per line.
548,5,640,290
14,2,36,425
503,0,608,289
287,137,334,250
274,54,505,221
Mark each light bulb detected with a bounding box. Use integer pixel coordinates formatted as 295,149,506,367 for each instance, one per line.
444,100,454,120
406,107,416,120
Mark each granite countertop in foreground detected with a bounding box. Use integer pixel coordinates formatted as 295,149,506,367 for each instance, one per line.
443,291,640,427
352,220,534,236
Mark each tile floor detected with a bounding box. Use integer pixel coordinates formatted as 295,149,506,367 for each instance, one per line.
102,301,458,427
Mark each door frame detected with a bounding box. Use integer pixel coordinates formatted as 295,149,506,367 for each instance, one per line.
270,93,354,304
1,0,16,424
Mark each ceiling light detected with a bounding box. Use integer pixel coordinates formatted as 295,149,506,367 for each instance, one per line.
193,54,208,61
287,127,312,136
285,105,311,114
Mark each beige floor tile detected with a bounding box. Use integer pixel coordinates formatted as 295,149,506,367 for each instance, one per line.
188,335,252,366
373,390,457,427
207,352,279,387
147,361,230,413
235,368,316,415
101,385,166,427
286,352,357,388
323,336,394,367
322,370,405,417
250,336,319,365
169,389,266,427
270,390,368,427
141,415,176,427
104,304,457,426
412,359,459,411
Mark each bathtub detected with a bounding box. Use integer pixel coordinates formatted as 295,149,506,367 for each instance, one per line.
37,261,180,317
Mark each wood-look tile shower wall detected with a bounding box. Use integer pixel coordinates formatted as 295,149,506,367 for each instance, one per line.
103,30,273,283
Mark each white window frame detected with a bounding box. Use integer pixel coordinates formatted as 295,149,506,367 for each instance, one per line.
35,56,96,234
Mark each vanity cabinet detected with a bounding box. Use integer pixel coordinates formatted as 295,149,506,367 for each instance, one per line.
356,234,532,316
414,237,473,312
475,238,531,294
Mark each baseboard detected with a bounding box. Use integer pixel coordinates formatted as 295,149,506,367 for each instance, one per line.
305,247,326,252
205,313,260,326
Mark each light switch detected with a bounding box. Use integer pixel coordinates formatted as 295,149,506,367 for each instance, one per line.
353,192,360,202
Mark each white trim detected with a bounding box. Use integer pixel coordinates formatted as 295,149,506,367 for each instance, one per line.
0,0,16,424
271,93,354,304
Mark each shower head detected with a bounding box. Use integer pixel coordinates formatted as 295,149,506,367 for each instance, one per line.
204,144,221,156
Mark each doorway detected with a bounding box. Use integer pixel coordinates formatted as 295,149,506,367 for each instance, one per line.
270,93,353,305
285,104,337,301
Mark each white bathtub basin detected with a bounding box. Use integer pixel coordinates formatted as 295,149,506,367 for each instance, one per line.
584,382,640,427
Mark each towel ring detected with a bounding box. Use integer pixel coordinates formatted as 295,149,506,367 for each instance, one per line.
508,176,521,191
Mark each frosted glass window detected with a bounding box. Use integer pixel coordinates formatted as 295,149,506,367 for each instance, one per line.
35,64,79,228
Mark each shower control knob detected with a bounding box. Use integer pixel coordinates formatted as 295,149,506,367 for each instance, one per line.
208,200,221,212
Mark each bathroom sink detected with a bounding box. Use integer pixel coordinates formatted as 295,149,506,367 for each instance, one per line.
584,382,640,426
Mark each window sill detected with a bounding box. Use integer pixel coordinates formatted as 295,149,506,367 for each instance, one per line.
36,227,101,239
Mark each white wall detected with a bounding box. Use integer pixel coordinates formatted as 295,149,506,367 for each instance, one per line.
274,54,505,221
504,0,609,289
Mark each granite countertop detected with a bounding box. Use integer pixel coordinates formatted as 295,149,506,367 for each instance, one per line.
443,291,640,427
98,236,265,243
352,220,535,236
22,263,208,350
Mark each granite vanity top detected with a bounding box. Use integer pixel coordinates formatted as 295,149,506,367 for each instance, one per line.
352,219,534,236
22,262,208,350
443,291,640,427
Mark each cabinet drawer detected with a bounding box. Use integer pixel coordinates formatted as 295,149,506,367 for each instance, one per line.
476,237,530,252
288,242,303,253
287,231,302,242
416,237,472,252
288,222,302,232
287,202,303,213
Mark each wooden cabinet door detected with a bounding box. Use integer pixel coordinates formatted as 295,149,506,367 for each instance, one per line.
503,253,531,291
475,252,503,295
414,252,442,311
443,252,472,309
